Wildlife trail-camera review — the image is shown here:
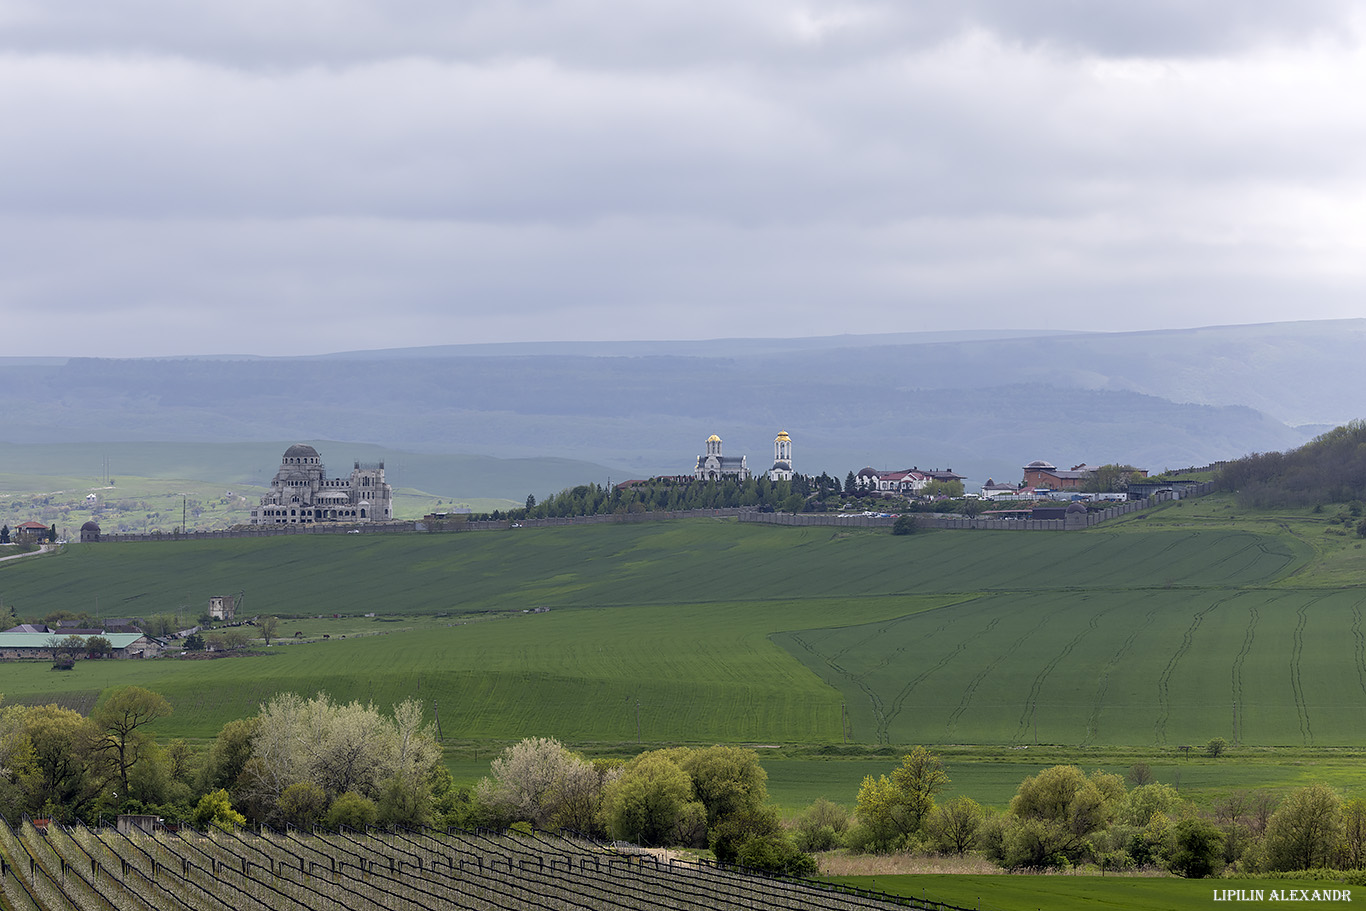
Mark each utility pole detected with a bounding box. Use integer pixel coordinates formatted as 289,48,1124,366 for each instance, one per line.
433,700,443,741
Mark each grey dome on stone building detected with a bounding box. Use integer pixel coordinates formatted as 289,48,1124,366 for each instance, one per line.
79,520,101,543
250,444,392,526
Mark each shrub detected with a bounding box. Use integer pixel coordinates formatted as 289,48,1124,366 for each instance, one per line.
193,789,245,831
325,791,378,830
795,798,849,852
279,781,328,829
736,834,818,877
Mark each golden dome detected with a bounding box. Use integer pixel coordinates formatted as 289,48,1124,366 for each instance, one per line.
707,434,721,442
775,431,791,441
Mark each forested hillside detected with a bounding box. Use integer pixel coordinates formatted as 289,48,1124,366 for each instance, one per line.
1219,420,1366,508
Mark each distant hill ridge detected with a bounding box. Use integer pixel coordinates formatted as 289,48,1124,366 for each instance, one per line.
2,319,1358,490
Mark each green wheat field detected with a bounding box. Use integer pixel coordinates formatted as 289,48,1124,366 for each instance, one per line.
3,495,1364,755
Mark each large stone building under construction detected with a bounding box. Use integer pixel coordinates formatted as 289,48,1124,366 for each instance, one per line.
250,444,393,525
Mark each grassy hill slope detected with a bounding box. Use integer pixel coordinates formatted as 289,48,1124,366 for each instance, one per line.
1,496,1361,746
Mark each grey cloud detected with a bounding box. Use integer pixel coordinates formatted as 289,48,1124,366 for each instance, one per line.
3,206,1360,357
1,2,1365,357
4,42,1363,227
0,1,1358,69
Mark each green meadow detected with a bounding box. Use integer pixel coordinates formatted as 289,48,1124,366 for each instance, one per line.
826,874,1357,911
2,495,1366,759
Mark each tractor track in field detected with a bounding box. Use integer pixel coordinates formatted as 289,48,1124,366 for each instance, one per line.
946,604,1062,740
1354,599,1366,697
842,611,958,680
1231,604,1259,745
878,614,1000,743
828,620,904,665
782,599,981,743
784,632,884,740
1084,603,1159,746
1204,537,1269,576
1154,594,1235,745
1015,601,1115,744
1290,598,1318,746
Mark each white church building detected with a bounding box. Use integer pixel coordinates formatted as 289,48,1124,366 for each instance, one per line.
694,431,797,482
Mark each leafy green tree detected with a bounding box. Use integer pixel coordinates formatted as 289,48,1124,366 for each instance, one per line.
84,636,113,658
1343,797,1366,869
707,802,779,857
1117,783,1184,826
325,791,378,829
1213,791,1256,865
1264,783,1342,871
892,515,917,535
14,704,94,818
891,746,949,832
991,766,1124,869
258,616,279,645
794,798,849,852
193,788,245,831
598,751,698,847
853,746,949,851
679,745,768,829
164,739,197,788
50,634,85,661
735,831,818,875
1082,464,1141,494
279,781,329,829
90,686,172,795
201,716,259,792
926,796,985,856
0,525,9,543
1167,817,1225,877
853,772,907,851
1206,737,1228,758
377,773,434,828
922,480,964,498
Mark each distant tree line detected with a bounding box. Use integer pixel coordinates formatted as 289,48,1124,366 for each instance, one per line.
0,692,814,875
474,474,846,522
795,745,1366,879
475,471,997,524
0,688,452,833
1219,420,1366,508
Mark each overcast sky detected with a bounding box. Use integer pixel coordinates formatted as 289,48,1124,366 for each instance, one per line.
2,2,1364,357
